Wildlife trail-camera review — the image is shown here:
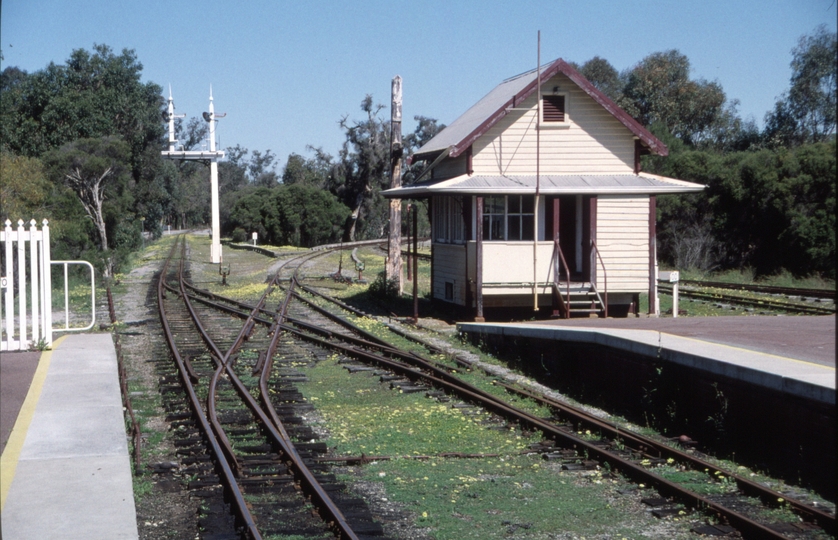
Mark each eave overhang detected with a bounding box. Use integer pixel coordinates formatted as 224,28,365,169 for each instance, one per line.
382,173,704,199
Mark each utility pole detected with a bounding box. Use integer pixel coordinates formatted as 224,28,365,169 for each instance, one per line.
387,75,403,293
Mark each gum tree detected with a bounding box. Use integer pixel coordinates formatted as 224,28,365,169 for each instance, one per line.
44,136,131,277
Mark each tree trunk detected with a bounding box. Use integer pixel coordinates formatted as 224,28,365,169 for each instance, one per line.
66,166,112,277
387,75,403,293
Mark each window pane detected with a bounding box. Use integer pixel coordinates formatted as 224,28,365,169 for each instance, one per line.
508,196,520,214
490,215,504,240
508,215,521,240
482,215,490,240
522,196,534,213
486,196,505,214
521,215,534,241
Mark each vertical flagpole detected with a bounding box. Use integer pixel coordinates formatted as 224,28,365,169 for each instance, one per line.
533,31,541,311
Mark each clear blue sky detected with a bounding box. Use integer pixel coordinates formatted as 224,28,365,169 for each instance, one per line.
2,0,836,169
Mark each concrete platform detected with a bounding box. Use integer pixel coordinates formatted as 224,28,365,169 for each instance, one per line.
458,315,835,405
0,333,139,540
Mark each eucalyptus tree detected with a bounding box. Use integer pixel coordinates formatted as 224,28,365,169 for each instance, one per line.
281,149,333,188
764,25,837,146
1,44,166,270
44,136,132,277
227,184,349,247
0,152,52,223
619,50,728,146
0,44,164,175
577,56,623,102
248,149,280,187
329,95,391,241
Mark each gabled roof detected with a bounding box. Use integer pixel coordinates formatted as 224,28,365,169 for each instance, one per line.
412,58,668,162
383,173,703,198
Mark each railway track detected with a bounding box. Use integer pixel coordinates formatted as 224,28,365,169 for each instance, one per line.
679,280,834,301
272,288,835,539
659,282,835,316
152,236,833,539
157,237,384,539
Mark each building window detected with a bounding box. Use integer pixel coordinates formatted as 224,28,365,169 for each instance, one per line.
432,196,465,244
482,196,505,240
507,196,534,241
482,196,534,241
542,95,566,123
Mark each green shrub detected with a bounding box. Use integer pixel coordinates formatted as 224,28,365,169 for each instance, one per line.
368,271,399,299
231,227,247,243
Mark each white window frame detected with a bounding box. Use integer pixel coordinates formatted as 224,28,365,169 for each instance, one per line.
481,195,535,242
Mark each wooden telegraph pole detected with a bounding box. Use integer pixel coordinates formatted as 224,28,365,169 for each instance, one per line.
387,75,403,293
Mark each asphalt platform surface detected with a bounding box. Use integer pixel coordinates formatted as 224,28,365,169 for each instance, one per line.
0,351,40,456
532,315,835,366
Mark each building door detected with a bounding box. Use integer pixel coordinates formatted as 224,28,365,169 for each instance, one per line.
554,195,593,281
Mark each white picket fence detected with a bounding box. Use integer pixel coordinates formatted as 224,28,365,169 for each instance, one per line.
1,219,52,351
1,219,97,351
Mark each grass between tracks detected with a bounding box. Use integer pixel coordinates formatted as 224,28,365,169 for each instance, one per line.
297,354,696,539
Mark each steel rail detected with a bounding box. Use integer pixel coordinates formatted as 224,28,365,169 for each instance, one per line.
180,283,836,532
258,276,360,540
282,297,834,535
175,241,243,476
176,249,361,540
494,380,835,533
659,284,835,315
108,287,142,473
282,326,795,539
278,294,835,531
171,253,829,538
157,237,262,539
679,280,835,300
299,283,369,318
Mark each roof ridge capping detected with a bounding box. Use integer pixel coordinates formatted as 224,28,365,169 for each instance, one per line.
414,57,668,162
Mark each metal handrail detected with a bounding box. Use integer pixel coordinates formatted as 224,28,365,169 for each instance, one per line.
590,239,608,318
551,239,571,318
52,260,96,332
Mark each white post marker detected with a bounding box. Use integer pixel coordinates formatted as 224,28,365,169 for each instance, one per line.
659,270,680,317
252,232,257,246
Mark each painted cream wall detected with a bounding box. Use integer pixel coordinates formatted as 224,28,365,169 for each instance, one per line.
471,74,635,175
477,242,554,285
595,195,650,292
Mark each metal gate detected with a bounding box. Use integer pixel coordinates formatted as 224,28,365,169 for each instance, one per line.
1,219,97,351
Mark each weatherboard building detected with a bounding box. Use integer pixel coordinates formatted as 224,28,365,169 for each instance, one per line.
383,58,704,319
